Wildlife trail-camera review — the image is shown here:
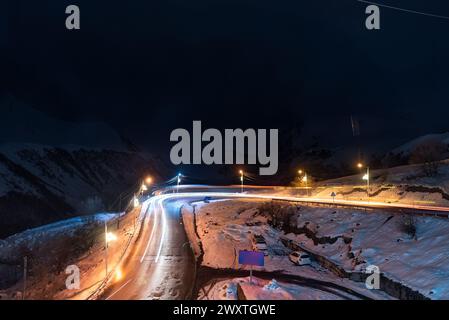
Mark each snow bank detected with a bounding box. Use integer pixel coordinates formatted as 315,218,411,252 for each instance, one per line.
282,205,449,299
201,277,343,300
0,213,116,261
185,199,391,300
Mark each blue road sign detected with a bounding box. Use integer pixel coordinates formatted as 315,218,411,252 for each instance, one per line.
238,250,264,267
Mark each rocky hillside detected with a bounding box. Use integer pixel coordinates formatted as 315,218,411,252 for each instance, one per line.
0,144,164,239
0,96,167,238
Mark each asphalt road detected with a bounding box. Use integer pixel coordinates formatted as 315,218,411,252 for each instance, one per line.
98,185,449,300
101,196,196,300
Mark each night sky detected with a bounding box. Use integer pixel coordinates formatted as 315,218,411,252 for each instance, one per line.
2,1,449,176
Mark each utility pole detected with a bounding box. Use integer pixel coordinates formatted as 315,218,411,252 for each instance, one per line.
177,174,181,193
363,167,370,198
305,174,309,197
249,265,253,285
367,167,370,197
302,173,309,197
22,256,27,300
104,221,108,278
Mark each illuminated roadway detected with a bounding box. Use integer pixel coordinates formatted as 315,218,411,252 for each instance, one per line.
99,185,449,300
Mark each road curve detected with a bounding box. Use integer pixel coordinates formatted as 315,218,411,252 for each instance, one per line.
101,195,197,300
98,186,449,300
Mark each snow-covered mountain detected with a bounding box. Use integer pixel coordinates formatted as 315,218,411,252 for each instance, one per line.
380,132,449,168
390,132,449,157
0,96,167,238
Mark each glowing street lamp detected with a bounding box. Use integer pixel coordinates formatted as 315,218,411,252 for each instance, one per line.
106,232,118,242
115,268,123,281
133,196,140,208
302,173,309,197
362,167,370,197
177,173,181,193
298,169,309,196
239,170,244,193
104,222,118,278
357,163,364,179
140,176,152,195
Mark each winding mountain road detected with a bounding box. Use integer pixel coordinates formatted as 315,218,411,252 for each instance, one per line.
98,185,449,300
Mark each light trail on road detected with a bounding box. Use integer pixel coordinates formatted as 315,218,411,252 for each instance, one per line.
99,186,449,300
155,197,167,263
140,199,157,263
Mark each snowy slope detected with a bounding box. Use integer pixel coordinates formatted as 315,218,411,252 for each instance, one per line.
0,144,164,239
311,160,449,208
0,96,166,238
391,132,449,157
283,206,449,300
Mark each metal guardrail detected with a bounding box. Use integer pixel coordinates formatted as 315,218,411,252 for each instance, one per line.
271,198,449,219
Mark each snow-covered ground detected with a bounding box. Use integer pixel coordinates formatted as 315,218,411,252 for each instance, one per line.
271,158,449,299
199,277,344,300
182,199,392,300
310,160,449,207
281,205,449,299
0,204,145,300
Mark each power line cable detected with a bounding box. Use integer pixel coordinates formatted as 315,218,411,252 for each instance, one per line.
358,0,449,21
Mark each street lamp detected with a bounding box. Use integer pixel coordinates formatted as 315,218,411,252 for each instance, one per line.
302,174,309,197
133,196,139,208
104,222,117,278
177,173,181,193
141,176,153,193
239,170,244,193
357,163,364,177
115,268,123,281
362,167,370,197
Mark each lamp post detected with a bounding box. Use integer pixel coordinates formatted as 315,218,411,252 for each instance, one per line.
357,162,364,177
104,221,109,278
362,167,370,198
177,173,181,193
22,256,27,300
143,176,152,194
302,173,309,197
104,221,117,279
298,169,309,197
133,195,140,208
